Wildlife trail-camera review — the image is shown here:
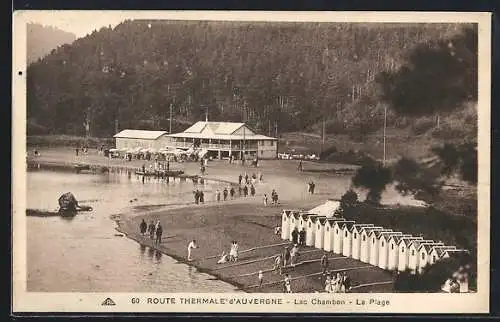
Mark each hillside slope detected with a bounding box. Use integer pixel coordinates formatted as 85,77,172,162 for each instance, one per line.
27,20,474,140
27,23,76,65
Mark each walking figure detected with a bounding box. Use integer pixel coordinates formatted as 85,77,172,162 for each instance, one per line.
243,185,248,197
155,223,163,245
258,270,264,287
250,185,256,197
238,174,243,185
263,194,268,206
230,187,235,199
223,188,228,201
187,240,197,261
139,219,147,236
148,221,155,241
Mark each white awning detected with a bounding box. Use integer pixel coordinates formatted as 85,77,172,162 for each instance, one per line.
308,200,341,218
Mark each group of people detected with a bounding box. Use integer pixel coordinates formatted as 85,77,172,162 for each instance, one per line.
290,227,307,246
139,219,163,245
215,187,236,202
193,189,205,204
217,241,240,264
265,189,279,206
324,272,352,293
238,172,262,186
273,244,302,275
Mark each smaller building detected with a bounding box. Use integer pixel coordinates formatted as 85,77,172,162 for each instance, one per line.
289,212,302,241
314,217,328,249
332,221,355,254
323,218,346,252
280,210,294,240
407,240,436,273
114,129,168,150
359,227,387,263
397,237,424,272
305,215,324,246
386,234,413,271
368,229,393,266
429,246,457,265
352,225,380,260
343,224,372,258
417,242,445,273
377,232,404,270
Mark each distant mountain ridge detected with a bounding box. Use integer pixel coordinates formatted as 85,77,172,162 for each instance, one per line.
27,23,76,65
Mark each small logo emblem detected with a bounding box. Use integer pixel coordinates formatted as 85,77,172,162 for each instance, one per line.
102,298,116,306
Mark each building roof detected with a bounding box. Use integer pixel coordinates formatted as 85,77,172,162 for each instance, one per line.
336,221,355,229
361,227,384,235
114,129,167,140
410,240,435,249
430,246,457,258
169,121,277,140
308,215,326,222
398,236,424,246
166,132,276,140
418,242,445,253
183,121,246,134
326,218,346,226
389,234,413,244
351,224,374,232
378,231,403,239
371,229,393,238
308,200,341,218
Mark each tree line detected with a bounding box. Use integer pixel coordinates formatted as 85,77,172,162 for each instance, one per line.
27,20,473,137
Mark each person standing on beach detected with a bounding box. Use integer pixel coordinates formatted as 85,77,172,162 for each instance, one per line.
238,185,243,196
155,223,163,245
311,181,316,195
244,173,249,184
223,188,228,201
75,148,79,156
258,270,264,287
299,228,306,246
194,190,200,204
187,240,197,261
283,247,291,267
320,253,329,277
250,185,255,197
238,174,243,185
243,185,248,197
284,274,292,293
199,190,205,203
216,189,221,202
139,219,147,236
259,172,263,182
229,187,235,199
298,160,303,172
148,221,156,241
263,194,268,206
291,228,299,245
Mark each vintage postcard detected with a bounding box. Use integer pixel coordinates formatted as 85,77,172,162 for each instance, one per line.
12,10,491,314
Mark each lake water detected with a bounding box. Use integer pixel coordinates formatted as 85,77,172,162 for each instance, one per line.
26,169,241,292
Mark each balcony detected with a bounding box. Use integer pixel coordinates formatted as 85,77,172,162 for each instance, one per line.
167,141,257,150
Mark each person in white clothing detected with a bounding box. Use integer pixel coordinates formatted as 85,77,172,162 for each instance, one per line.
258,270,264,287
187,240,197,261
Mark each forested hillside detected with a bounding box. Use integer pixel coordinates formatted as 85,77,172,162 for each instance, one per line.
27,23,76,65
27,20,476,140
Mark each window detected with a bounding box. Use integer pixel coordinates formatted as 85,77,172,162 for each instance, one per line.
411,250,415,256
326,227,329,232
373,238,375,244
345,231,348,237
354,233,357,239
402,247,405,253
300,220,303,225
260,150,263,155
317,225,320,230
308,223,311,228
432,255,436,262
270,141,274,146
391,244,394,250
362,236,366,242
421,252,425,260
336,229,339,234
381,241,385,247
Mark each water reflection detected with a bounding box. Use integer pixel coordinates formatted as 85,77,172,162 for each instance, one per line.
140,244,146,257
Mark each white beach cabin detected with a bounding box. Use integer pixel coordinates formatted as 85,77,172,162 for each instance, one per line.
429,246,457,265
314,217,328,249
386,234,413,271
417,242,445,273
407,240,436,273
343,224,372,258
359,227,386,263
323,218,346,252
377,232,404,269
280,210,294,240
288,211,302,241
368,229,393,266
350,224,375,260
332,221,355,254
305,215,324,247
397,237,424,272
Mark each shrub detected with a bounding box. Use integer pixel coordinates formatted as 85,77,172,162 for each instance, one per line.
340,189,358,209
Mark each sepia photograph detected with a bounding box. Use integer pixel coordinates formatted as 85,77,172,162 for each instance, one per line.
12,11,490,313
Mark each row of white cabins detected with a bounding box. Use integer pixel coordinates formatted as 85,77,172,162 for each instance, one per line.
280,202,468,274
